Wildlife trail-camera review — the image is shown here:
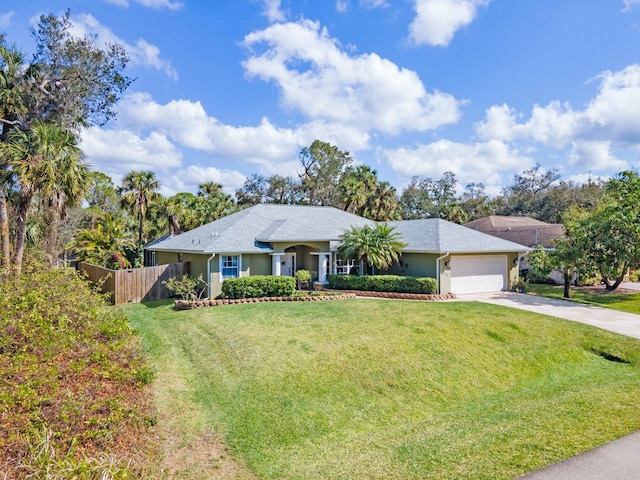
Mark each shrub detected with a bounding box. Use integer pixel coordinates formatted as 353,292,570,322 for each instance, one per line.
327,274,437,294
525,269,557,285
163,274,207,300
222,275,296,299
0,263,159,479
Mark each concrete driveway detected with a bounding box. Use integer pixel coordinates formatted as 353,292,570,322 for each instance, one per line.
459,291,640,340
459,290,640,479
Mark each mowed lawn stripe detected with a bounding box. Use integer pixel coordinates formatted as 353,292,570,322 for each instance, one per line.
125,299,640,479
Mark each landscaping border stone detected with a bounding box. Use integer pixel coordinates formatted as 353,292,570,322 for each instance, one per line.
174,290,456,310
174,293,357,310
325,289,456,301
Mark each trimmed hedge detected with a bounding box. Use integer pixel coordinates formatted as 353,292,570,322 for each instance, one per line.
327,274,437,294
222,275,296,299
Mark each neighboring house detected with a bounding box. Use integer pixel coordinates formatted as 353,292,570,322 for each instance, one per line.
464,215,566,283
146,204,529,298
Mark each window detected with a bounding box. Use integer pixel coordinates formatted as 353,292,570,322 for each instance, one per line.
220,255,239,280
335,258,356,275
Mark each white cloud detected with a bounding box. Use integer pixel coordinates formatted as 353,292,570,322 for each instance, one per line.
622,0,640,12
164,166,248,196
80,127,182,182
408,0,491,47
103,0,183,10
384,139,533,193
476,102,580,148
241,19,461,135
567,173,608,185
117,93,372,168
0,11,15,28
70,13,178,80
477,64,640,151
81,90,375,194
261,0,287,22
568,141,628,172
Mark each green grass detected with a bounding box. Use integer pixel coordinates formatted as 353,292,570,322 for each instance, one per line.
527,283,640,314
124,299,640,479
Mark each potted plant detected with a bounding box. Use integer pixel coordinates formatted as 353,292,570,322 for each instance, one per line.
295,269,311,290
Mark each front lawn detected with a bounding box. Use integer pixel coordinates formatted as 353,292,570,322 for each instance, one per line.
527,283,640,314
125,299,640,479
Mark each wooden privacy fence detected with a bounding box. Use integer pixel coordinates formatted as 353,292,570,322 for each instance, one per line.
78,261,190,305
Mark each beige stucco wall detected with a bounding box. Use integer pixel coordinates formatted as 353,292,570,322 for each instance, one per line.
507,252,520,290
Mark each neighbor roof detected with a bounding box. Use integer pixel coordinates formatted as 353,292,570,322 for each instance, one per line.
147,204,374,254
464,215,564,248
390,218,530,253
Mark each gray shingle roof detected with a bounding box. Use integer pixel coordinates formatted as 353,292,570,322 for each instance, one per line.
389,218,530,253
147,204,373,254
148,205,529,255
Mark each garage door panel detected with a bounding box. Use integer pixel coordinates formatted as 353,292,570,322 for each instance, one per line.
450,255,506,294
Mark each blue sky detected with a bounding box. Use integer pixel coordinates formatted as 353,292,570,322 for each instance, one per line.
3,0,640,197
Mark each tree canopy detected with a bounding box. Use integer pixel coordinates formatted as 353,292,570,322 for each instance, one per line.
338,223,406,273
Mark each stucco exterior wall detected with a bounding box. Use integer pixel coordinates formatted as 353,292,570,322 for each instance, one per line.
383,252,439,278
245,254,271,276
507,252,520,290
155,251,181,266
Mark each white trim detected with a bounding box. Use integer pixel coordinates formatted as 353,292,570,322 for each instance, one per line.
219,254,242,283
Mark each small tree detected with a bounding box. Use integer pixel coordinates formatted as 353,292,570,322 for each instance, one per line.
163,274,207,300
338,223,406,274
526,209,595,298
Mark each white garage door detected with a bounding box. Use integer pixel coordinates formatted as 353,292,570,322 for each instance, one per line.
450,255,507,294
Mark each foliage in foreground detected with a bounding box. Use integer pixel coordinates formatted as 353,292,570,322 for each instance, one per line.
0,265,159,479
126,299,640,479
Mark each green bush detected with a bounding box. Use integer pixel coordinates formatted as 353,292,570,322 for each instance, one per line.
0,263,158,478
327,274,437,294
222,275,296,299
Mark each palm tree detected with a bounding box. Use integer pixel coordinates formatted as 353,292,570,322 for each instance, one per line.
71,213,135,268
118,170,159,253
339,165,377,215
1,120,87,273
367,181,400,221
338,223,406,274
0,43,30,267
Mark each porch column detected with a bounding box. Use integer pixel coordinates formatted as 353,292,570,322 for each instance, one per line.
318,253,329,284
272,254,282,276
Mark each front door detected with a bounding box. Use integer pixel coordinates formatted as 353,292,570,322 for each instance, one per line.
281,253,296,276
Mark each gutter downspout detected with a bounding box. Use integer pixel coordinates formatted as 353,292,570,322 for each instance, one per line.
436,252,450,295
206,253,216,299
